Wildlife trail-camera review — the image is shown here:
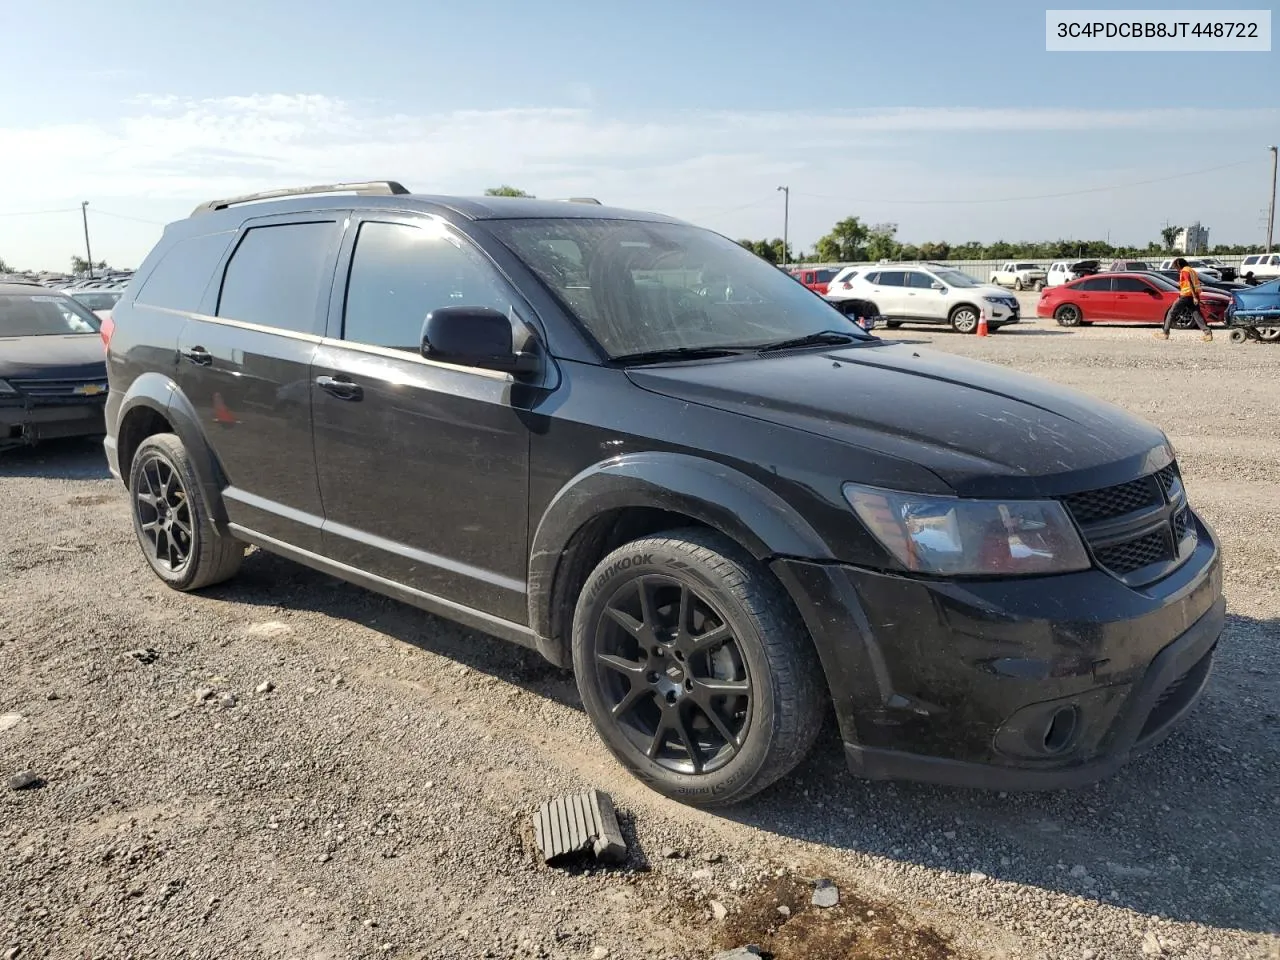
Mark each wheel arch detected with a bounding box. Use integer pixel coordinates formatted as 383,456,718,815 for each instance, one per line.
528,452,835,668
115,373,231,528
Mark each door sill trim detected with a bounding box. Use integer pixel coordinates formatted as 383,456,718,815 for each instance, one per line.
227,523,537,649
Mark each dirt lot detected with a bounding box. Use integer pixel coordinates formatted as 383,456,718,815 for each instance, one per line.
2,315,1278,960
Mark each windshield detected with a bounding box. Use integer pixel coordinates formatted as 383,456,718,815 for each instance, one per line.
0,293,101,336
488,219,870,358
70,291,122,311
933,269,980,288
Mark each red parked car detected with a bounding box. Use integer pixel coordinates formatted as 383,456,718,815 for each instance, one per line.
789,267,837,295
1037,272,1230,327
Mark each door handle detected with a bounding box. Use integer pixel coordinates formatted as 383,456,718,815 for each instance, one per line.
180,346,212,366
315,375,363,401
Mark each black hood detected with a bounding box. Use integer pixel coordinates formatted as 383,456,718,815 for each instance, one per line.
0,334,106,380
626,342,1172,498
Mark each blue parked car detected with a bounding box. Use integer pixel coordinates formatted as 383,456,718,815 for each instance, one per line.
1226,278,1280,343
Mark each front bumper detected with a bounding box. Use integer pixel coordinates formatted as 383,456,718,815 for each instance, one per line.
770,511,1224,790
1,401,106,448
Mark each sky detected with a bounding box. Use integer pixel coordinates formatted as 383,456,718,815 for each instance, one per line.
0,0,1276,271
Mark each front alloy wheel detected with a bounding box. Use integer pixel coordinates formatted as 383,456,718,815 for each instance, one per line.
593,574,751,776
950,306,980,334
572,530,825,806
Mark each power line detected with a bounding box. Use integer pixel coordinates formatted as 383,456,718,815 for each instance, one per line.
0,208,78,218
92,209,167,225
794,158,1259,207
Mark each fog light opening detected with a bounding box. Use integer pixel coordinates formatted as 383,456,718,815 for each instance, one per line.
1043,706,1078,754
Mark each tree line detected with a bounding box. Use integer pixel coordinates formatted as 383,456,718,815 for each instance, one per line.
738,217,1269,265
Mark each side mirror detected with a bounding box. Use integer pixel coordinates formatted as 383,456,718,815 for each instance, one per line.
421,306,539,376
931,281,946,291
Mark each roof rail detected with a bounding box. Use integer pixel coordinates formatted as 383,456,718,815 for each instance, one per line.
190,181,410,217
566,197,601,204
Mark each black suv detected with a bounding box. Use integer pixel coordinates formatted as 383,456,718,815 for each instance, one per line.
104,182,1224,805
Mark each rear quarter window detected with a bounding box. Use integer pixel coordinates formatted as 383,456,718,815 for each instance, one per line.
134,231,236,313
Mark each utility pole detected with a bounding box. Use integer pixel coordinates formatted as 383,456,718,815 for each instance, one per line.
81,201,95,279
777,186,790,268
1267,145,1277,253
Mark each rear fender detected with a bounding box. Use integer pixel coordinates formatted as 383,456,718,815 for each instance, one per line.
116,372,230,529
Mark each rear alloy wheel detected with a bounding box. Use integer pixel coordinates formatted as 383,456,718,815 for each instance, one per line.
1055,304,1083,327
129,433,243,591
1014,278,1024,291
950,306,980,334
572,529,825,807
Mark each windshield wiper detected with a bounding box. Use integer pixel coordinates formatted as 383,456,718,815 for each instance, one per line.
612,346,752,366
756,330,862,353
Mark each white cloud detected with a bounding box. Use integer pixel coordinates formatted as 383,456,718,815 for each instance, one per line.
0,94,1275,270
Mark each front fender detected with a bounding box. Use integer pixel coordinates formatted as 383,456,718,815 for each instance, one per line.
114,373,230,529
528,451,836,654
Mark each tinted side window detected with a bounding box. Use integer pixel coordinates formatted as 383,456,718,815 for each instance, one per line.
877,271,906,287
343,221,513,350
864,272,880,284
1113,277,1154,293
1077,277,1113,292
815,269,836,282
135,231,235,312
906,272,935,289
217,221,340,334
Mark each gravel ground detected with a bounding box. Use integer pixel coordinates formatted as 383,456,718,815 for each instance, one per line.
1,314,1278,960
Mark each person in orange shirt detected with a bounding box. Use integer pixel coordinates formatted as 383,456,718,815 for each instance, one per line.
1156,258,1212,341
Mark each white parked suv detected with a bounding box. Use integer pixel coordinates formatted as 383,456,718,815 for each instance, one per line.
989,261,1047,291
1158,258,1221,282
838,263,1020,333
1238,253,1280,283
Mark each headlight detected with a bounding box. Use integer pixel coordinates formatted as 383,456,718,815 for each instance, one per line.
983,295,1005,304
843,483,1091,576
0,379,16,396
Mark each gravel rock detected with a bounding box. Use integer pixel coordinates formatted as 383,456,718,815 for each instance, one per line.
218,693,237,708
776,905,791,917
811,879,839,908
711,948,761,960
254,681,275,694
660,847,681,859
1069,864,1089,878
8,771,41,791
691,868,714,882
1141,931,1165,955
125,648,158,664
590,948,609,960
710,900,728,921
0,713,24,733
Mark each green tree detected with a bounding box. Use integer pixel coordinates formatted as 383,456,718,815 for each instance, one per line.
484,185,534,197
865,222,900,262
1159,226,1180,250
898,243,920,262
0,255,11,273
917,241,951,261
70,256,107,273
816,216,869,262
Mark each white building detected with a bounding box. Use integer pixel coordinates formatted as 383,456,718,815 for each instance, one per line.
1175,222,1210,255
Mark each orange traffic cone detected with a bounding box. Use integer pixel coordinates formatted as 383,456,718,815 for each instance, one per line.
977,307,989,337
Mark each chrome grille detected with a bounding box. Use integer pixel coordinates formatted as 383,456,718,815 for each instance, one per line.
9,377,107,398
